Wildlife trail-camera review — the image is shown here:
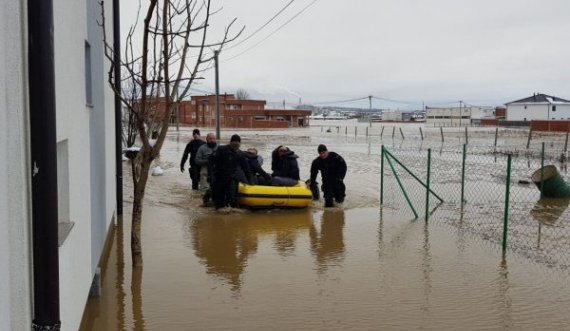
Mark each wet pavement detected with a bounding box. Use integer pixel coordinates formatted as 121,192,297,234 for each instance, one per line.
81,124,570,330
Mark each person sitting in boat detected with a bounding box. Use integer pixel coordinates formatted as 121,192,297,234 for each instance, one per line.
244,147,272,185
195,133,218,206
271,146,300,186
210,134,252,209
309,144,347,208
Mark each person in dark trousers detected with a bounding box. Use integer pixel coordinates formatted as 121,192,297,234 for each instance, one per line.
310,144,347,207
180,128,205,190
244,147,271,185
195,133,218,205
210,134,251,209
271,146,300,186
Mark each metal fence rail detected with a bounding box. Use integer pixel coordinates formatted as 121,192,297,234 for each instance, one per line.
380,140,570,272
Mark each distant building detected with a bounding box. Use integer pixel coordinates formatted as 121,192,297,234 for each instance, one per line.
176,94,311,128
505,93,570,121
426,106,494,126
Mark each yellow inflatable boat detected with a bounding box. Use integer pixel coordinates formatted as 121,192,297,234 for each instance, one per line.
237,182,313,208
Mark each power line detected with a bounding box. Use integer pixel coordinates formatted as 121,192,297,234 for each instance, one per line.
224,0,297,52
309,96,369,105
223,0,318,62
372,96,423,107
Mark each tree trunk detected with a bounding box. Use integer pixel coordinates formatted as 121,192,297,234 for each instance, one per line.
131,156,151,267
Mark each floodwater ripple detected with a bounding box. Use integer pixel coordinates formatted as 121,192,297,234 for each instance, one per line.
81,126,570,331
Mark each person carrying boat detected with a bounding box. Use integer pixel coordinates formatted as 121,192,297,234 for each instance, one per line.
244,147,272,185
195,133,218,205
210,134,252,209
180,128,205,190
271,146,300,186
309,144,347,207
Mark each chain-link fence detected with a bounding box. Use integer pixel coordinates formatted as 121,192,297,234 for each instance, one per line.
380,136,570,272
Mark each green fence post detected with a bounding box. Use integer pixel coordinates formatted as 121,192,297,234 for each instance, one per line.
380,145,384,205
502,153,512,252
425,148,431,222
461,143,466,204
386,153,419,219
540,142,545,199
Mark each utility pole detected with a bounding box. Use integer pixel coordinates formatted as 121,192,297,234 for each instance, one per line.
368,95,373,126
214,50,221,140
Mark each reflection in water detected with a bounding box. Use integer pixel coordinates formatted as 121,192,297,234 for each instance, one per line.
310,210,345,274
80,218,145,331
132,266,145,330
530,198,570,226
422,223,432,314
497,254,513,329
116,221,126,331
531,198,570,248
188,210,312,292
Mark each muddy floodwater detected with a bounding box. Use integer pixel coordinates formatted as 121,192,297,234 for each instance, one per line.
81,124,570,330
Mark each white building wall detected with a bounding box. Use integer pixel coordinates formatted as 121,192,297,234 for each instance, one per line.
53,0,117,330
382,111,402,121
0,0,33,330
426,106,491,126
506,103,570,121
2,0,116,329
53,0,94,329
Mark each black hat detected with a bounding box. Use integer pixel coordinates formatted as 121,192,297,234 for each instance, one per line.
230,134,241,142
317,144,327,153
193,129,200,135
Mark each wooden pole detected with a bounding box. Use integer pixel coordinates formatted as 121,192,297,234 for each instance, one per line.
526,128,532,149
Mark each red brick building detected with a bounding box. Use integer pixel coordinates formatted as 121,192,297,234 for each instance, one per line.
177,94,311,128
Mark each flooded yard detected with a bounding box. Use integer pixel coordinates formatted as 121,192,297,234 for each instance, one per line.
81,124,570,330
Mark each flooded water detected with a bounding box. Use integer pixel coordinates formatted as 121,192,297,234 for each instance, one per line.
81,124,570,330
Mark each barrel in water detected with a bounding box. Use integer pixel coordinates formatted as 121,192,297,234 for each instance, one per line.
531,165,570,198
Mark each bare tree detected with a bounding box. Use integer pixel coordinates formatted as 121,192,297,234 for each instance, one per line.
100,0,243,266
235,88,250,100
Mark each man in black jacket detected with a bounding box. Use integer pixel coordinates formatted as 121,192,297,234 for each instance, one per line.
180,129,205,190
210,134,251,209
309,144,347,207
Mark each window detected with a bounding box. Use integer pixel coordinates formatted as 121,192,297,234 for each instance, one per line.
57,140,74,246
84,41,93,106
552,106,557,112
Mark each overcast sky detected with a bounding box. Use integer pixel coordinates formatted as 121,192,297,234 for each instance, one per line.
121,0,570,110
